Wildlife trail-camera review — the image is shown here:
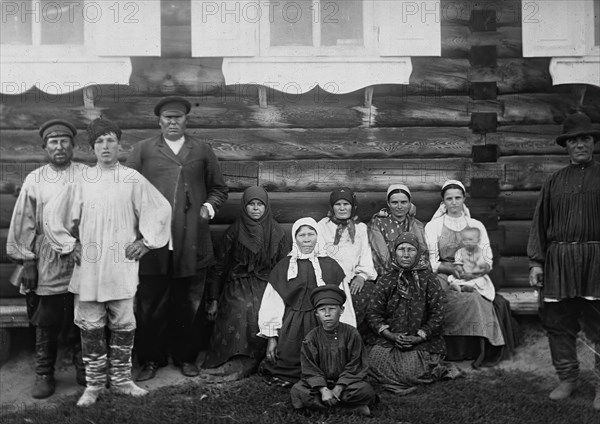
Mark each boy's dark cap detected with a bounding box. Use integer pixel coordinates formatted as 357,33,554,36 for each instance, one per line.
154,96,191,117
310,285,346,308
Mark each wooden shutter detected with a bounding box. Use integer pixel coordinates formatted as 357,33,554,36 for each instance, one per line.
375,0,441,56
191,0,257,57
522,0,586,57
90,0,161,56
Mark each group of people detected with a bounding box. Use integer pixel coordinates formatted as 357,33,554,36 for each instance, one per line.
6,98,599,413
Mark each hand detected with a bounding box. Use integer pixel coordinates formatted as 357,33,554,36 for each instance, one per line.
207,300,218,321
200,205,210,221
437,262,460,278
529,266,544,288
21,260,38,291
266,337,278,363
397,334,423,348
320,387,339,407
350,276,365,295
331,385,344,401
125,240,149,261
73,242,82,266
449,282,462,292
454,265,465,279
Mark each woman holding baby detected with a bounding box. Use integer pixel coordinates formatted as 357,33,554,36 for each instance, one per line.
424,180,518,366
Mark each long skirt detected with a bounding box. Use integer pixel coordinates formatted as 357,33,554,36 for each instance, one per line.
202,276,267,369
440,275,519,364
367,345,460,392
258,307,318,384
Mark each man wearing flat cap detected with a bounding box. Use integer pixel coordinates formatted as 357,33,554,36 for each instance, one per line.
528,112,600,409
7,119,87,398
126,96,228,380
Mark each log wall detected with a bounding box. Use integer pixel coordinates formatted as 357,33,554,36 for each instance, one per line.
1,0,599,309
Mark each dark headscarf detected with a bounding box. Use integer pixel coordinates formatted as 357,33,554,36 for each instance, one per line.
234,186,285,267
390,232,427,288
327,187,359,245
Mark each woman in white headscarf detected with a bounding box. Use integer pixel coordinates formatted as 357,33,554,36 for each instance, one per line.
424,180,518,367
257,217,356,386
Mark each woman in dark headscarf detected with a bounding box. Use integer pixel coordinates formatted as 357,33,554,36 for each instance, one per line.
318,187,376,335
366,232,459,394
202,186,290,378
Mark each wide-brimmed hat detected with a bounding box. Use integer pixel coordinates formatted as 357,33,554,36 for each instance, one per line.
555,113,600,147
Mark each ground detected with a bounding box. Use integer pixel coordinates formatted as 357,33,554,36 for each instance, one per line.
0,317,597,417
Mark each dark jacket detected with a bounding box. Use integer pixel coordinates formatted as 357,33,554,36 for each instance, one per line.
126,134,228,277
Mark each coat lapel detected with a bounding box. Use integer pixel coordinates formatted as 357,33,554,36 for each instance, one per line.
156,136,182,165
176,137,194,164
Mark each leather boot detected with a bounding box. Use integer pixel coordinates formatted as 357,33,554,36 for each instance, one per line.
32,326,59,399
109,330,148,397
77,328,108,407
549,380,576,400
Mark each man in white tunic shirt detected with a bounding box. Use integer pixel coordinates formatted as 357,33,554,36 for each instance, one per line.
45,118,172,407
7,119,87,399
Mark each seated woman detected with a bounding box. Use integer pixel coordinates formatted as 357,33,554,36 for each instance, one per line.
318,187,377,335
257,217,356,386
202,186,290,379
424,180,518,366
368,184,429,277
366,232,459,394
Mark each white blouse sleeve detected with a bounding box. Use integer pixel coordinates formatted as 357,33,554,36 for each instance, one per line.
354,224,378,281
424,218,443,273
257,282,285,338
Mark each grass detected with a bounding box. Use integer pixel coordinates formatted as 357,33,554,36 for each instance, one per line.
1,369,598,424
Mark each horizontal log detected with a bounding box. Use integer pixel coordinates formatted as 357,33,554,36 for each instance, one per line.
494,125,600,156
3,125,598,164
0,195,16,228
0,127,483,163
0,263,20,298
0,161,257,193
500,256,530,288
497,289,538,314
442,25,522,58
500,191,539,220
499,220,530,256
412,57,553,95
4,87,599,131
254,156,590,192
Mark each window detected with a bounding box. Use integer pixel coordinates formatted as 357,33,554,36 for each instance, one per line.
191,0,441,94
522,0,599,87
0,0,161,94
261,0,374,57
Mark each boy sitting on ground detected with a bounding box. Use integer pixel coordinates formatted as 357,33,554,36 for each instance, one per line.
448,227,495,301
290,286,376,416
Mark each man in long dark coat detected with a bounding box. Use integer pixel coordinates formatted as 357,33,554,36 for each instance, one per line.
127,96,228,380
528,112,600,410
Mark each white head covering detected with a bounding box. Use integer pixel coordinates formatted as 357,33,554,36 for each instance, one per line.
431,180,471,220
289,217,358,327
288,217,326,283
386,183,411,201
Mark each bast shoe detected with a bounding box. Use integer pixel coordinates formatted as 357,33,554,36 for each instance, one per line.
76,387,104,407
549,381,576,401
136,362,159,382
32,374,56,399
345,405,371,417
112,381,149,397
